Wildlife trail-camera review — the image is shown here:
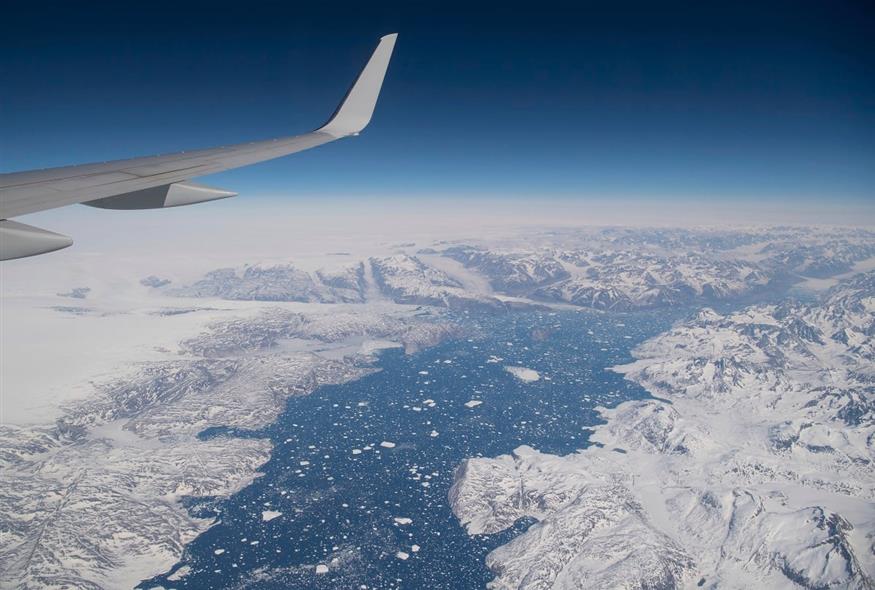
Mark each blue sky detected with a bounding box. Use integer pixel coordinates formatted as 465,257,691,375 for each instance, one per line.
2,0,874,207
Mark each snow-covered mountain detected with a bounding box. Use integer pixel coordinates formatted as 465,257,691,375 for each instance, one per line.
170,264,367,303
370,254,506,310
441,246,570,295
536,251,771,310
450,272,875,589
162,226,875,312
759,236,875,278
437,226,874,311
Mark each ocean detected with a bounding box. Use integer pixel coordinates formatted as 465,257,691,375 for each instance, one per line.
143,308,681,589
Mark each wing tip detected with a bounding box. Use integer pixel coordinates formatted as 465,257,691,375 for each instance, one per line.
319,33,399,138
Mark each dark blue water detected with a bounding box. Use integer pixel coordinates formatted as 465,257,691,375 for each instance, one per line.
143,309,681,590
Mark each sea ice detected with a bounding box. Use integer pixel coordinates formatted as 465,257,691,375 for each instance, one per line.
504,366,540,382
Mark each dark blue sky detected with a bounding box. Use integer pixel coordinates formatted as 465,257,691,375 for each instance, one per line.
2,0,874,205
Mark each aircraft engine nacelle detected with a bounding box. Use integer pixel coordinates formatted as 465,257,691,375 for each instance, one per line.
1,182,237,260
0,220,74,261
83,182,236,210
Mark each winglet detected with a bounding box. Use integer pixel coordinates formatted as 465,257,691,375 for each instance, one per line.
319,34,398,138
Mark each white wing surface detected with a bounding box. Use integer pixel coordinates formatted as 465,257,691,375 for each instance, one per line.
0,34,398,260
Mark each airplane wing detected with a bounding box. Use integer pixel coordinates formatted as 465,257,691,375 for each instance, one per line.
0,33,398,261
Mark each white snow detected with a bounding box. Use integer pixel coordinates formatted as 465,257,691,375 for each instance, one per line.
261,510,282,522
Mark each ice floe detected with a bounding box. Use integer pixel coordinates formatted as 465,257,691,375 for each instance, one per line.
504,366,540,382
